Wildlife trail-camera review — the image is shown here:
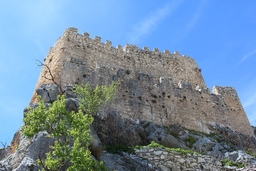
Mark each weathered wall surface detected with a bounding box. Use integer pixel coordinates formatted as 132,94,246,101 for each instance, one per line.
31,28,253,136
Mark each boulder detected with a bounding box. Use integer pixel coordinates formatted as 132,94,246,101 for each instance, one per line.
93,111,144,146
26,131,54,160
100,151,159,171
193,137,216,153
0,148,8,162
36,84,59,103
64,85,77,98
65,98,79,112
224,150,256,166
0,131,54,171
145,123,188,149
89,126,104,159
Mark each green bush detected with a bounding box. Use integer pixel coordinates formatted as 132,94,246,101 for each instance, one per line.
22,82,118,171
221,158,245,168
184,136,196,148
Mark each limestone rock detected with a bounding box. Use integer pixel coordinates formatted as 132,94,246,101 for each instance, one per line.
0,147,9,161
0,131,54,171
36,84,59,103
65,98,79,112
93,111,144,146
145,123,188,149
209,124,256,150
100,151,159,171
224,150,256,166
64,85,77,98
89,126,104,159
192,137,216,153
13,157,38,171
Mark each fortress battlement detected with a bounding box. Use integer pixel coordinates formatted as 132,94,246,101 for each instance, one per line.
32,28,253,136
44,28,206,90
61,27,193,60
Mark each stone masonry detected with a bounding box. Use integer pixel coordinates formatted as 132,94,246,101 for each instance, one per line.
135,147,224,170
31,27,253,136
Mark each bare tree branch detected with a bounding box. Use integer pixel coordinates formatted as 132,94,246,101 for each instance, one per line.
0,141,7,148
36,60,64,94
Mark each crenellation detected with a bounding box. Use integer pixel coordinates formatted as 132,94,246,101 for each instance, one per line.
83,32,89,39
153,48,159,52
31,28,254,136
104,40,112,50
123,44,139,53
174,51,180,55
143,46,149,51
116,45,123,56
163,49,170,54
93,36,101,43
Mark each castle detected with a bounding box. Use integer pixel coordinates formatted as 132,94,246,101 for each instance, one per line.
31,27,253,136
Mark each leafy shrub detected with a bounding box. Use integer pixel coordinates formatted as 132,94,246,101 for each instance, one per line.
221,158,245,168
184,136,196,148
22,82,118,171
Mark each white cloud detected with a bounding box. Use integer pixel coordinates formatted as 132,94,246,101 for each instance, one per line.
240,49,256,63
128,1,183,44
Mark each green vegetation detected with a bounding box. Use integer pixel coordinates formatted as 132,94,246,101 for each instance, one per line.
221,158,245,168
184,136,196,148
136,141,198,155
106,144,135,154
21,82,118,171
169,131,179,139
245,149,256,159
143,122,151,128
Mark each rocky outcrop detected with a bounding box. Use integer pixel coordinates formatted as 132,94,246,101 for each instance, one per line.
209,124,256,150
2,80,256,171
225,150,256,166
35,84,59,103
0,131,54,171
0,148,9,161
2,112,256,170
100,151,158,171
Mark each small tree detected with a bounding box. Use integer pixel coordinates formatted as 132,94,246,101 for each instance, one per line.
21,82,118,171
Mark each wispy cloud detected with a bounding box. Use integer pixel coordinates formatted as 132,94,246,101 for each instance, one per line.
172,1,206,44
240,48,256,63
128,1,183,44
35,39,47,56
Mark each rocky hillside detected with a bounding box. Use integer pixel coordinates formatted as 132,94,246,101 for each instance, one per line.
1,84,256,170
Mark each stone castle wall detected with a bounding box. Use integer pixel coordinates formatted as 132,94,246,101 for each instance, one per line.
31,28,253,136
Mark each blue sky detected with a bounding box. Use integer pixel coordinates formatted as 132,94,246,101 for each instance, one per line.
1,0,256,144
